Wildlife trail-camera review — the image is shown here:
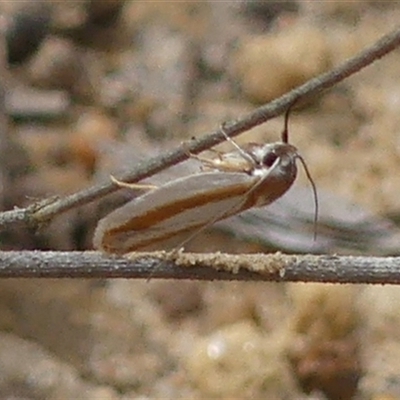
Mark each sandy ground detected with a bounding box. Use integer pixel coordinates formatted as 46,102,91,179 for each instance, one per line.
1,1,400,399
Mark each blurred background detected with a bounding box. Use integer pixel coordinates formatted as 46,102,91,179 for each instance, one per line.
0,1,400,398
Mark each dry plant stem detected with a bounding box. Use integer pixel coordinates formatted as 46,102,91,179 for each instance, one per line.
1,27,400,229
0,251,399,284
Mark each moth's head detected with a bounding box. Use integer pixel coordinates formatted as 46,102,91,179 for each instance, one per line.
250,142,298,177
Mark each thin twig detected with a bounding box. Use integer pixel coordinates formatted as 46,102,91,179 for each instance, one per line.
0,251,399,284
1,27,400,229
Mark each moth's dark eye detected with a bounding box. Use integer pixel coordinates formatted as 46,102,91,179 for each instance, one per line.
263,152,278,167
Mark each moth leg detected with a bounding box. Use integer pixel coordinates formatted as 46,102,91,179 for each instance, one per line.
110,175,158,190
220,122,257,165
188,153,221,166
183,136,250,172
181,143,224,168
189,153,249,173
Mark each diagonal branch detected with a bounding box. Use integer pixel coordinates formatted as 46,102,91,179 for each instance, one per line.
1,27,400,229
0,250,399,284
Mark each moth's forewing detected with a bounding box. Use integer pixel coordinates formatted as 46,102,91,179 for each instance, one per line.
93,172,258,253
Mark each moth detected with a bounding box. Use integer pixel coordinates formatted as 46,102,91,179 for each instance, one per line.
93,107,317,254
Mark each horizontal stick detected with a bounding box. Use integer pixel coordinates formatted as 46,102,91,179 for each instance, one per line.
0,250,399,284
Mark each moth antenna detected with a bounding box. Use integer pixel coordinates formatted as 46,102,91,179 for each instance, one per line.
297,155,319,241
282,107,290,143
281,99,300,143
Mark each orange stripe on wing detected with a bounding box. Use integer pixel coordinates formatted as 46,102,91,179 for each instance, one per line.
102,182,256,243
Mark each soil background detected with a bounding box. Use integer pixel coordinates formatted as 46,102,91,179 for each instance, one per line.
0,1,400,399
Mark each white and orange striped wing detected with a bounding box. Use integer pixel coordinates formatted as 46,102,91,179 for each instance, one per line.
93,171,260,253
